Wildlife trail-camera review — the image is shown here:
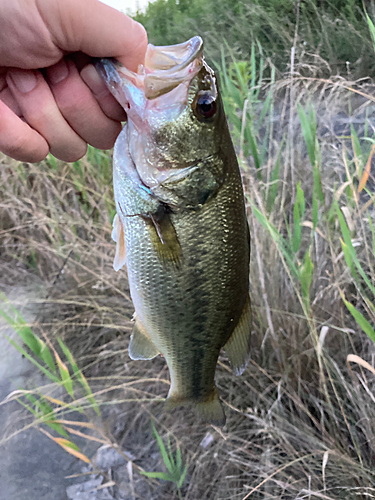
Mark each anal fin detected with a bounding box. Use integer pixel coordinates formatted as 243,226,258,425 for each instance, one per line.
129,318,160,360
224,296,252,376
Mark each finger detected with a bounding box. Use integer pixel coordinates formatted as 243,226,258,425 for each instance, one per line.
1,74,22,116
46,59,122,149
0,100,49,162
6,68,87,162
80,64,127,122
0,86,22,116
49,0,148,71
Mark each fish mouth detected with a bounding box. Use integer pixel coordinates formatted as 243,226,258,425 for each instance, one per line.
144,36,204,98
98,36,204,102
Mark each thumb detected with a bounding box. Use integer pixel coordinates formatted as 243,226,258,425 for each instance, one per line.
49,0,148,71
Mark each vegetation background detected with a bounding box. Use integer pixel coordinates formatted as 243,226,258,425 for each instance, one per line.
2,0,375,498
136,0,375,77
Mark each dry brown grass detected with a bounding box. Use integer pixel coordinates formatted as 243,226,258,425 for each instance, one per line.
1,73,375,499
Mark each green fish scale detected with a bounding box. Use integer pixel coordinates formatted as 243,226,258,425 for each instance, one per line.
121,160,249,402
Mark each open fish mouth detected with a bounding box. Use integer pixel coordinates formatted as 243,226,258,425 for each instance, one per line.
98,36,204,106
142,36,204,99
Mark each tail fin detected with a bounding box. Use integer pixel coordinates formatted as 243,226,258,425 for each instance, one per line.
164,387,226,426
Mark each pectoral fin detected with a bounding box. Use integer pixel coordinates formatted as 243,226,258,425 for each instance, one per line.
129,318,160,360
112,213,126,272
142,204,182,266
224,296,252,376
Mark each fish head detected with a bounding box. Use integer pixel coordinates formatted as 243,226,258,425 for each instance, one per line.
98,36,226,189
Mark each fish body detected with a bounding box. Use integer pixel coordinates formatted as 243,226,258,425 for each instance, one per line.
99,37,251,424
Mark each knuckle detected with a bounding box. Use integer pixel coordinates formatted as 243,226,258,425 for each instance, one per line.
54,99,81,123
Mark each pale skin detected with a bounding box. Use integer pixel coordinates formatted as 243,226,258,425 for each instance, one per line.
0,0,148,162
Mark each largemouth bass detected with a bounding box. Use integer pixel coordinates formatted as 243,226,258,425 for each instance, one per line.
98,36,251,424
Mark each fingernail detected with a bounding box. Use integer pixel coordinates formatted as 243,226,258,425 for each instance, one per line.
47,59,69,85
81,64,109,98
8,69,37,93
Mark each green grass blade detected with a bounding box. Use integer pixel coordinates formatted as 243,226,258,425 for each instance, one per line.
250,42,256,93
296,183,305,221
0,294,56,373
301,250,314,302
312,194,318,230
152,424,173,474
251,204,299,278
341,240,359,281
366,11,375,52
256,88,271,133
298,104,316,168
266,137,284,213
23,392,69,437
168,440,176,471
176,446,182,472
38,344,56,373
140,471,172,480
57,438,80,452
17,397,40,417
343,297,375,343
245,128,261,173
337,206,375,296
369,215,375,256
0,308,39,354
351,125,361,158
5,337,59,382
292,183,305,254
256,47,264,100
292,202,301,254
56,358,74,398
177,464,188,489
58,338,100,415
152,425,173,474
313,163,324,205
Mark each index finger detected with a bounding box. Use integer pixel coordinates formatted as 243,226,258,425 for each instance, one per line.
0,100,49,162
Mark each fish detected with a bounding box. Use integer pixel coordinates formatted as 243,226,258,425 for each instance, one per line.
98,36,251,425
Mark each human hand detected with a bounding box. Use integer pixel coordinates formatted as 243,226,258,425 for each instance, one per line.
0,0,147,163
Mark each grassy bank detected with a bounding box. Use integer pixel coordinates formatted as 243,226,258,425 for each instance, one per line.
1,3,375,499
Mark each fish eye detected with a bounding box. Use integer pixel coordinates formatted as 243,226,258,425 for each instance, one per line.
195,93,217,120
